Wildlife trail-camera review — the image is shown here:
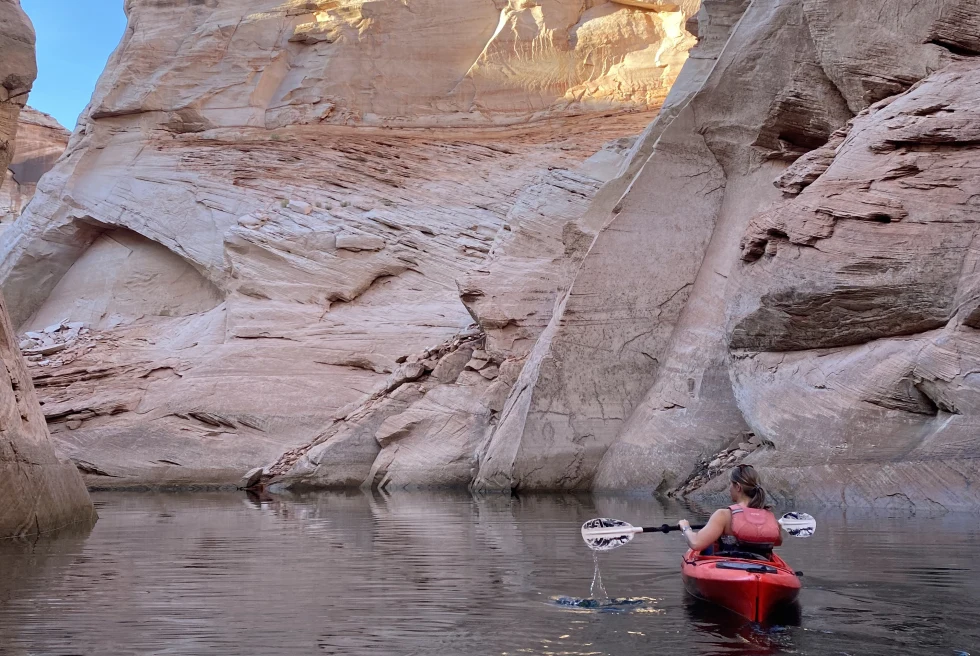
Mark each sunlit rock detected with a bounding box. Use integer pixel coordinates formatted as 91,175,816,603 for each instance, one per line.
0,0,697,486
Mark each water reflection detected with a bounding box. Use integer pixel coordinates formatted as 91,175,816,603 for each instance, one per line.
684,596,802,656
0,522,94,654
0,490,976,655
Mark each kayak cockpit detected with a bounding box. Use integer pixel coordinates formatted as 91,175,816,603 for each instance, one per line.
714,561,779,574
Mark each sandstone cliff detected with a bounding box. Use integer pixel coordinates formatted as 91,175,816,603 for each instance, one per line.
0,0,696,487
724,58,980,512
0,0,96,538
0,106,69,228
482,0,980,512
7,0,980,511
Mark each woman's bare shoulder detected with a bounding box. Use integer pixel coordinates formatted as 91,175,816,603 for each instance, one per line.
709,508,732,522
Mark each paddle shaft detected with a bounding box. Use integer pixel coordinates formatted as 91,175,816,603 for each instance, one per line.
642,523,705,534
582,522,708,540
582,513,815,550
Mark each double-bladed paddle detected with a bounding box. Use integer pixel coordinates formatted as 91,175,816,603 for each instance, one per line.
581,513,816,552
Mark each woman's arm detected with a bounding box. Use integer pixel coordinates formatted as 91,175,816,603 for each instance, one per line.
679,510,729,552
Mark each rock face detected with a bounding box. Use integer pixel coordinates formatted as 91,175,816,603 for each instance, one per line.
725,59,980,512
7,0,979,510
0,0,696,487
0,107,69,228
476,0,753,492
475,0,980,512
0,0,34,173
0,0,96,538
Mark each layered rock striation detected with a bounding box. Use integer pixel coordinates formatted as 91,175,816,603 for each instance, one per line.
0,106,69,228
0,0,696,487
724,59,980,512
0,0,96,538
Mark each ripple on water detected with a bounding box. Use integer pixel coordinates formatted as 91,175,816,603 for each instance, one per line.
553,595,661,612
0,492,977,656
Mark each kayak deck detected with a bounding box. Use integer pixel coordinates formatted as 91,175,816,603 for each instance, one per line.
681,550,800,623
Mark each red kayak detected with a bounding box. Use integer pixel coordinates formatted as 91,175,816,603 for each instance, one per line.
681,549,800,622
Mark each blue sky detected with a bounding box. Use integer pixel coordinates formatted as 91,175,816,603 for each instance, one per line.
21,0,127,130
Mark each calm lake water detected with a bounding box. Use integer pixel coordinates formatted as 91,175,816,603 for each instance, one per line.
0,491,977,655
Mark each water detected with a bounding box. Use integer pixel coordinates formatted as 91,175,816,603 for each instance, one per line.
0,491,977,655
590,551,610,604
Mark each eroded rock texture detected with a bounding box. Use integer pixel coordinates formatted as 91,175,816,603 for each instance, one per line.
725,60,980,512
0,0,96,538
478,0,980,512
477,0,754,492
0,107,69,228
0,0,696,487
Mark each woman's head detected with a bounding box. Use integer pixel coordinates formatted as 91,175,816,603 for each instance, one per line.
729,464,767,509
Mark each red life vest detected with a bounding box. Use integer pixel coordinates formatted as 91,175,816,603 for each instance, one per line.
728,504,780,546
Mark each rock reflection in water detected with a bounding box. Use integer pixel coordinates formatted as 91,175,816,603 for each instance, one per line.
0,491,976,655
0,521,94,651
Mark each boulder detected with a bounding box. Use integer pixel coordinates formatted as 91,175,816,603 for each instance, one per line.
431,348,473,385
286,200,313,215
241,466,264,489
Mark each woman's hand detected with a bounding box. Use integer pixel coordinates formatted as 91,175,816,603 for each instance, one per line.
678,519,696,548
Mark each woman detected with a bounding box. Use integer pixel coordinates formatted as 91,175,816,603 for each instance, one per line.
678,464,782,555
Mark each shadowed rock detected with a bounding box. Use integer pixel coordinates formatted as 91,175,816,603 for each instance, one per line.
0,106,69,228
0,0,96,537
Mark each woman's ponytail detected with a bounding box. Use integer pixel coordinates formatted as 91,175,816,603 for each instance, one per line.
730,464,768,509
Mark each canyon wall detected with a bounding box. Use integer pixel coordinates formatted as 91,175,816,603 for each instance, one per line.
0,107,69,228
487,0,980,512
0,0,96,538
723,56,980,512
5,0,980,511
0,0,697,487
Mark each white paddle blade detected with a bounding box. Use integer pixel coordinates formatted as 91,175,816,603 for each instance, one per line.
581,518,640,552
779,512,816,537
